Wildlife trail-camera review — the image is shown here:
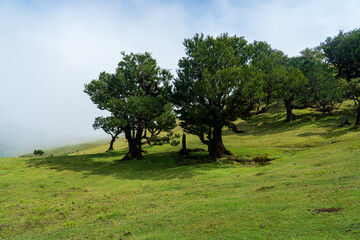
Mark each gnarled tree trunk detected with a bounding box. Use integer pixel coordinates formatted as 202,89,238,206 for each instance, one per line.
107,137,116,152
106,132,121,152
123,139,143,159
123,125,144,160
208,126,231,159
284,99,295,122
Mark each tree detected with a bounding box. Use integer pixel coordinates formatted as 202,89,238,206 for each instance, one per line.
33,149,44,157
296,48,342,114
275,62,308,122
93,116,124,152
275,49,343,122
143,103,179,146
321,29,360,126
247,41,288,113
171,33,259,159
84,52,177,159
321,29,360,82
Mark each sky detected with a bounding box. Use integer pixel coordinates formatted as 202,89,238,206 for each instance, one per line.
1,0,359,157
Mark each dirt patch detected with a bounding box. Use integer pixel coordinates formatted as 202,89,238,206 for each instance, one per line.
314,207,342,213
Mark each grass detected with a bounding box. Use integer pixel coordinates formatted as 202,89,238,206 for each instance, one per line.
1,103,360,239
20,139,111,158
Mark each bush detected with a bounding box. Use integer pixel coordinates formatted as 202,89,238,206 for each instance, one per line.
33,150,44,157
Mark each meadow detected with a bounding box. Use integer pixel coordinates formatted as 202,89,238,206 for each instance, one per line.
0,103,359,239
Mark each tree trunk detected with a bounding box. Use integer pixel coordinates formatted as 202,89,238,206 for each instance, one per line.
106,137,116,152
123,126,143,160
123,140,143,159
284,100,295,122
179,133,187,155
208,126,231,159
354,108,360,128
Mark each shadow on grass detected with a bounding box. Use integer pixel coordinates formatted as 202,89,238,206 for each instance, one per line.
224,109,356,139
27,149,226,180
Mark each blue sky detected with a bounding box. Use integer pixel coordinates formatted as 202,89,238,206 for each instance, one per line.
1,0,359,156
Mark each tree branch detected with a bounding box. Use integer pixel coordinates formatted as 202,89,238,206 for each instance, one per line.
225,120,245,134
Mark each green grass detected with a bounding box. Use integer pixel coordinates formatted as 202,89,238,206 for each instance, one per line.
20,139,111,158
1,104,360,239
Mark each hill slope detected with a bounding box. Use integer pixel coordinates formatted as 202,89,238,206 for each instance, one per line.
0,104,359,239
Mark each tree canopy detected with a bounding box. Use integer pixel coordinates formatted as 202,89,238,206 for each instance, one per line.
83,29,360,160
93,116,124,152
321,29,360,126
85,52,177,159
170,33,259,158
33,149,44,157
321,29,360,82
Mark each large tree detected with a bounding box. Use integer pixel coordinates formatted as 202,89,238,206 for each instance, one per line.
171,33,259,159
321,29,360,126
84,52,177,159
321,29,360,82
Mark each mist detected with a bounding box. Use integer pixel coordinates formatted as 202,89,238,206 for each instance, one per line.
1,0,359,157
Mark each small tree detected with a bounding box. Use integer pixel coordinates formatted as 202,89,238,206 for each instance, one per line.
85,52,177,159
33,149,44,157
276,63,308,122
93,116,124,152
143,103,179,146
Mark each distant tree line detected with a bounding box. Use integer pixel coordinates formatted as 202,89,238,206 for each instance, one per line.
84,28,360,160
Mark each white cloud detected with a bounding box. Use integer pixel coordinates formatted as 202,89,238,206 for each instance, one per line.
248,0,360,55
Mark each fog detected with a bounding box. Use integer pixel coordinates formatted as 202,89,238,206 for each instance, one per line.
1,0,359,157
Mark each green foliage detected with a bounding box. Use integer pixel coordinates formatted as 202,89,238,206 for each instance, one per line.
344,78,360,121
33,149,44,157
321,28,360,125
145,131,180,146
93,116,124,151
143,103,180,146
274,57,308,122
171,33,259,158
93,116,125,135
84,52,177,158
321,29,360,81
276,62,307,103
295,48,343,113
247,41,287,111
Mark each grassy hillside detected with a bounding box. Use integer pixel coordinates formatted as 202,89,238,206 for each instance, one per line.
0,104,360,239
20,139,111,158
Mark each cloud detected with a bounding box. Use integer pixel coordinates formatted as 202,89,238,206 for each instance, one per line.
247,0,360,55
0,0,359,156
